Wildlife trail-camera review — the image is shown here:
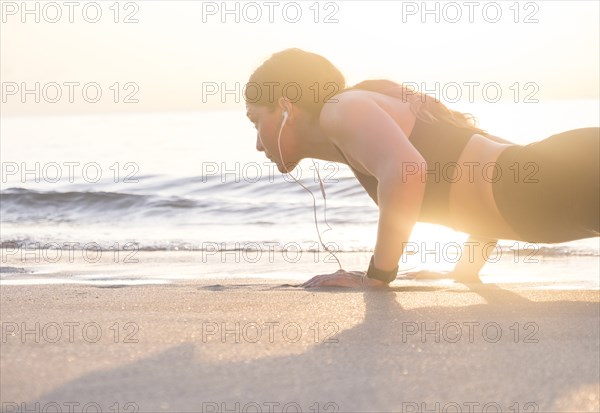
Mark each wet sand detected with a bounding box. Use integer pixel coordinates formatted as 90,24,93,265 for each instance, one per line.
1,278,599,413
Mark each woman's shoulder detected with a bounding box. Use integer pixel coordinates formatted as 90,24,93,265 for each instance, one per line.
319,89,371,137
319,89,414,138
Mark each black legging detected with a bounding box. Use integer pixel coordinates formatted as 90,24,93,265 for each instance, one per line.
492,127,599,243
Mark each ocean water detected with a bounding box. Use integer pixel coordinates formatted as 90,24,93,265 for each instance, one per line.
1,101,599,287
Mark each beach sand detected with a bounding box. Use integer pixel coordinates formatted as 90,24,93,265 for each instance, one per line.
1,276,599,413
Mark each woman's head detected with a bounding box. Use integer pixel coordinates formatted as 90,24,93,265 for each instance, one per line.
245,48,346,120
245,48,346,171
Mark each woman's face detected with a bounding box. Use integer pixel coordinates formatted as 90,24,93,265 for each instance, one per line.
246,103,298,173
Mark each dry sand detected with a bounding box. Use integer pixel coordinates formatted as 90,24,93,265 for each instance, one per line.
1,278,599,413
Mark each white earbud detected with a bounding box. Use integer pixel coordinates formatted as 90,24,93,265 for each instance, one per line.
279,111,288,133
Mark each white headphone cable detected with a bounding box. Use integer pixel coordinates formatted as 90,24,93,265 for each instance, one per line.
276,114,343,271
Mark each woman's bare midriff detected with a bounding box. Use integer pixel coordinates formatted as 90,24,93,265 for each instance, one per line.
448,135,521,239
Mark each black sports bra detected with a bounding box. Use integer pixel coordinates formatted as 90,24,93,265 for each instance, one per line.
332,116,481,223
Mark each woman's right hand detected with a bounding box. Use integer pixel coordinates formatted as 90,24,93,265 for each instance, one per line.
301,269,389,289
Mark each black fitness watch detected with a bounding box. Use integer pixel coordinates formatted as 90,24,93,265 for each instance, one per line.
366,254,399,283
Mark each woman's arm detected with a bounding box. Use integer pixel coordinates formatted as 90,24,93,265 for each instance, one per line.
375,165,426,271
452,235,498,280
322,94,427,273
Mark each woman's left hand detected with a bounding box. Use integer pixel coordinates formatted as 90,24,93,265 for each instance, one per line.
301,269,389,289
402,270,481,283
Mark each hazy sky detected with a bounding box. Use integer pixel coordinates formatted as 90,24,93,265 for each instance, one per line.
2,0,599,115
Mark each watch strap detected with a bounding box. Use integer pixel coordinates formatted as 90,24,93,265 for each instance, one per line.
366,254,398,283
